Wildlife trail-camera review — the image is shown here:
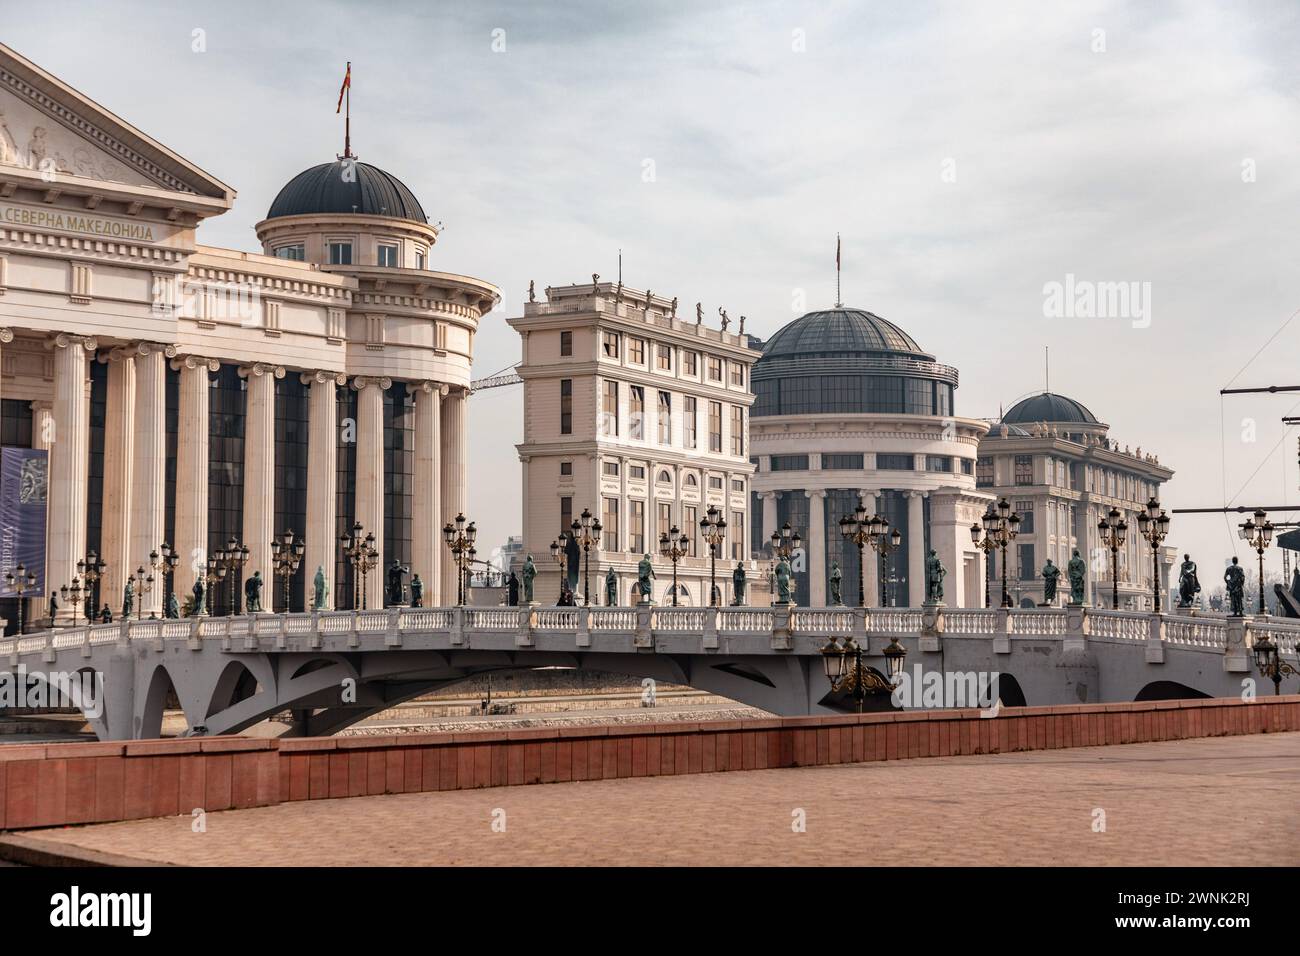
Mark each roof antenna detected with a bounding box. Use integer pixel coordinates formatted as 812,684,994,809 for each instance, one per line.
618,248,622,286
1044,346,1050,394
835,233,842,308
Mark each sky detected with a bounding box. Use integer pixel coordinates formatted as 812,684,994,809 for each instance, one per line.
7,0,1300,583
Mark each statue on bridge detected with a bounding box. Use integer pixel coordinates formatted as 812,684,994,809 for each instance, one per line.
245,571,264,613
733,563,747,606
121,578,134,619
774,558,793,605
410,574,424,607
1224,557,1246,617
386,560,408,607
191,577,206,617
165,591,180,619
828,561,842,606
99,604,112,624
313,566,329,611
1041,559,1061,605
522,555,536,604
637,554,656,604
506,571,519,607
925,549,946,605
1067,549,1087,605
47,592,57,625
605,567,617,607
1178,555,1201,608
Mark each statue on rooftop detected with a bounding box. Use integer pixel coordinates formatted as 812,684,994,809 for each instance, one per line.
670,296,678,318
528,280,535,303
591,273,599,293
695,302,703,325
718,307,729,330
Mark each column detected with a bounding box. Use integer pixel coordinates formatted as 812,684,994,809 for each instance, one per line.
412,382,443,605
354,376,388,609
860,490,879,607
0,329,11,404
760,491,777,544
47,334,95,622
303,371,344,609
241,364,281,603
131,344,170,618
100,349,136,611
806,489,826,606
173,355,215,603
29,400,54,625
439,385,467,603
907,491,926,607
929,491,964,608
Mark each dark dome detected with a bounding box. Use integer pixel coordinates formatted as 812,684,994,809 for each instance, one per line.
1002,392,1098,425
761,307,927,358
266,161,427,222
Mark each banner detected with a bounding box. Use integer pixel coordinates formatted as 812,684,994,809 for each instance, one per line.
0,447,48,597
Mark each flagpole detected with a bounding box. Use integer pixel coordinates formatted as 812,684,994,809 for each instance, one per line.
345,61,352,159
835,232,841,307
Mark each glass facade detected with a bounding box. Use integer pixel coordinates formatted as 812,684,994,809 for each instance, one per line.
753,375,953,417
86,361,107,559
775,490,811,607
335,387,357,609
0,400,33,635
383,382,415,582
273,375,310,611
207,366,245,616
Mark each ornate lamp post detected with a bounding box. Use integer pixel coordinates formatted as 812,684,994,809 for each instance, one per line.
204,557,227,616
1135,497,1171,613
702,505,729,607
821,635,907,712
658,526,690,607
865,517,902,609
570,508,602,606
218,537,250,615
839,502,874,608
1251,633,1297,695
441,514,475,607
981,500,1022,609
340,522,380,610
5,564,37,634
60,576,85,628
159,543,180,617
131,566,156,621
970,517,999,609
1097,507,1127,610
77,552,106,621
271,529,306,612
1239,509,1274,615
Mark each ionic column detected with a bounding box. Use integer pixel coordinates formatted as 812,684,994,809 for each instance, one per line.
241,363,283,597
354,376,389,609
99,348,136,610
412,382,444,606
0,329,11,405
47,334,96,621
173,355,217,601
29,400,54,625
907,491,926,607
303,371,345,609
760,491,777,545
860,489,879,607
806,489,826,606
439,385,467,602
131,344,173,618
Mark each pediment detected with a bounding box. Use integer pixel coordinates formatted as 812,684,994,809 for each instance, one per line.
0,42,233,202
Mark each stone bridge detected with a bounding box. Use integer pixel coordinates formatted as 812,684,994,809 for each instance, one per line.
3,605,1296,741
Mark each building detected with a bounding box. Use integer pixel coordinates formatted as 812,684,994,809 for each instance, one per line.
510,283,762,605
0,43,498,632
976,392,1176,609
749,307,992,607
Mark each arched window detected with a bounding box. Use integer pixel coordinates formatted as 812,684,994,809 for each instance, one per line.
657,470,673,485
684,473,698,487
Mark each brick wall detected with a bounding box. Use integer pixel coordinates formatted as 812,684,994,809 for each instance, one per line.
1,695,1297,831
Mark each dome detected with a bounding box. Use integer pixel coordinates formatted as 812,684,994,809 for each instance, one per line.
1002,392,1098,426
760,307,928,359
266,160,427,222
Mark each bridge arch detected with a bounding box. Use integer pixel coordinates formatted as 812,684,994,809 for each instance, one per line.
994,673,1028,708
138,664,189,739
1135,680,1211,702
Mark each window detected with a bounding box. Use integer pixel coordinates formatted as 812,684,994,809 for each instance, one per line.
602,460,620,477
770,455,810,472
560,331,573,356
1015,455,1033,485
731,511,744,560
658,502,672,540
730,406,744,456
926,455,953,472
730,362,744,387
377,244,398,267
657,344,672,371
684,505,698,555
708,401,722,453
709,475,723,490
1017,543,1035,580
560,379,572,435
328,241,352,265
415,248,426,270
274,244,304,261
731,479,745,492
683,351,698,375
603,497,620,551
630,386,645,440
977,457,994,487
602,331,620,359
821,453,864,470
560,461,572,476
1016,502,1035,534
707,357,723,382
684,473,698,488
961,458,974,475
657,469,672,485
876,454,915,471
629,464,646,480
629,337,646,364
684,396,698,449
629,500,645,553
658,391,671,444
602,381,619,436
560,496,573,536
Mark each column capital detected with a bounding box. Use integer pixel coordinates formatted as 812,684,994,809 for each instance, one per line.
352,375,392,391
0,328,13,344
300,369,348,387
48,332,97,352
804,489,827,500
904,489,929,499
239,362,285,380
136,342,179,359
170,353,220,372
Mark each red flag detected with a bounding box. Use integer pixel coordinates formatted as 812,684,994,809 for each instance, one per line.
336,63,351,114
836,234,841,270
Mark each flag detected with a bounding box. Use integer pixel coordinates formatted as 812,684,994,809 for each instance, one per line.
836,234,841,271
336,63,351,114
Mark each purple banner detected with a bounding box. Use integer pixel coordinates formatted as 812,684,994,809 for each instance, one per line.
0,447,48,597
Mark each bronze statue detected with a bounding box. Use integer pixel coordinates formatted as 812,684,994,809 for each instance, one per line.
47,591,58,623
192,577,206,617
718,307,729,330
100,604,112,624
528,280,536,303
615,280,623,303
410,574,424,607
313,566,329,610
695,302,703,325
1178,554,1201,608
829,561,842,605
1041,559,1061,603
165,591,180,619
925,549,946,604
670,296,678,318
591,273,600,294
522,555,536,604
637,553,656,603
386,560,407,607
245,571,263,613
732,563,747,606
645,289,652,308
605,567,617,607
1067,548,1087,605
739,315,746,334
121,578,134,619
775,558,793,605
506,571,519,607
1224,557,1246,616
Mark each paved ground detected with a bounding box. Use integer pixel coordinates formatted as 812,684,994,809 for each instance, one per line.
27,733,1300,866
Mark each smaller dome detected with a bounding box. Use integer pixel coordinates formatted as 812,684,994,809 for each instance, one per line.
266,161,427,222
1002,392,1098,426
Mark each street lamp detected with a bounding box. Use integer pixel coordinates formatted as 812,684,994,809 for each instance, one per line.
4,564,37,633
658,525,690,607
839,502,874,607
970,518,999,609
1135,497,1171,613
1097,507,1127,610
548,534,569,602
159,543,180,617
570,508,602,607
77,552,106,621
60,576,85,628
1251,633,1297,695
769,520,802,606
218,537,250,615
441,514,475,607
340,522,380,610
821,635,908,712
203,557,226,616
980,500,1021,609
131,566,156,621
271,529,306,612
864,516,901,609
702,505,729,607
1239,509,1274,616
